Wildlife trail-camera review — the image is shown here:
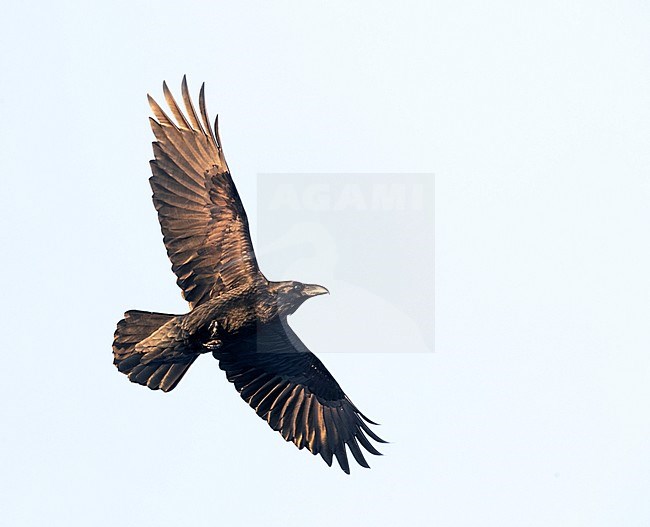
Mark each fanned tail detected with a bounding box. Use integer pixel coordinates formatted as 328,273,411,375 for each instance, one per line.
113,310,198,392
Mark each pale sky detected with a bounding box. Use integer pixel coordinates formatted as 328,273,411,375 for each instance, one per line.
1,1,649,526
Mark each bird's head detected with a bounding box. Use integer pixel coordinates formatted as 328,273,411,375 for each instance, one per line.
269,281,329,317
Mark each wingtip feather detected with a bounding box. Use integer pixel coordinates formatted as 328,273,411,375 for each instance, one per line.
199,82,218,147
181,76,204,134
163,80,192,131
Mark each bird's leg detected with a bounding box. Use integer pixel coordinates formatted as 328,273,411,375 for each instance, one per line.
203,319,222,351
209,319,220,338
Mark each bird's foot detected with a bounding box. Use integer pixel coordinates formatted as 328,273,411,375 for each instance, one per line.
203,339,222,352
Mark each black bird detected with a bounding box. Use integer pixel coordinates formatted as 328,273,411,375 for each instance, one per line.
113,78,385,473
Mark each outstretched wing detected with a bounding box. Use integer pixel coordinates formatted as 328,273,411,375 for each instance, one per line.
148,77,261,308
213,321,386,474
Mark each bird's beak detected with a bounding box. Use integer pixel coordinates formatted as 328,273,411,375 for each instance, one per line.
303,284,329,297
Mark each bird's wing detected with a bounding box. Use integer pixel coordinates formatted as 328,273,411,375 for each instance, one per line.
148,77,261,308
213,320,386,474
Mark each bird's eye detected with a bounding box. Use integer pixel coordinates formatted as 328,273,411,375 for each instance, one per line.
292,284,302,292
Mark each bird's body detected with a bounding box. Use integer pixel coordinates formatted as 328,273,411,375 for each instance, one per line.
113,78,385,473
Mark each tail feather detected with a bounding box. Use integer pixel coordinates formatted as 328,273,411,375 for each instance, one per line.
113,310,198,392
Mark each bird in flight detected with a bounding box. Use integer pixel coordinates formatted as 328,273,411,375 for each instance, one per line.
113,77,385,473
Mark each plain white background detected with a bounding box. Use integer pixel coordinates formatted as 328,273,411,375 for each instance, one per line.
1,1,649,526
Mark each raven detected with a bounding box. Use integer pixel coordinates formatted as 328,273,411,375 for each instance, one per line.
113,78,385,473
